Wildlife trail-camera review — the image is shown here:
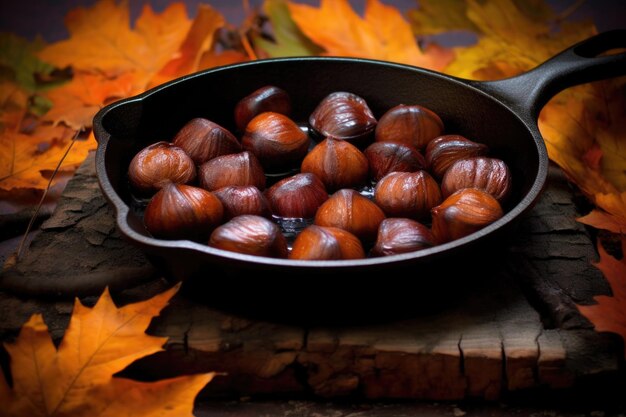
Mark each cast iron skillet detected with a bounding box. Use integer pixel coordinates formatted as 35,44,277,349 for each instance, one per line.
93,31,626,317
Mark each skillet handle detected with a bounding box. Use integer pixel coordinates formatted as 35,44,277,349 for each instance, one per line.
477,30,626,119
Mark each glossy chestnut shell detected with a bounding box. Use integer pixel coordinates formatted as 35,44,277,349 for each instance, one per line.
373,171,442,220
265,173,328,218
364,141,426,182
289,225,365,260
172,118,241,165
209,214,288,258
213,185,271,220
375,104,444,150
198,151,266,191
441,157,512,203
371,218,435,257
309,91,377,142
128,141,196,195
234,85,292,132
425,135,489,179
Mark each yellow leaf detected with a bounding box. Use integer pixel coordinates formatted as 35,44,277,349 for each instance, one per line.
148,4,225,88
578,192,626,234
288,0,453,70
0,284,214,417
37,0,191,91
0,124,96,191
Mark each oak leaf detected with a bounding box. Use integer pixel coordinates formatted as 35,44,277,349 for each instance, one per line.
0,284,214,417
38,0,192,92
287,0,453,70
577,237,626,358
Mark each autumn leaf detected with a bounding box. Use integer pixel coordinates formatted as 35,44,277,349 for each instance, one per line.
42,71,134,130
577,237,626,358
0,123,96,191
287,0,453,70
578,193,626,234
408,0,478,36
254,0,323,58
0,284,214,417
148,4,226,88
38,0,192,92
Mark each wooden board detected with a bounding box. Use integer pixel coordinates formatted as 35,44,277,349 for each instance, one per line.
0,153,622,400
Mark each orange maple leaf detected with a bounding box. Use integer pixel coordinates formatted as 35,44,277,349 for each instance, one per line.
38,0,192,92
287,0,453,70
0,284,214,417
577,237,626,358
42,71,134,130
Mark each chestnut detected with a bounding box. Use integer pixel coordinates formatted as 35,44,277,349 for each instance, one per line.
209,214,288,258
431,188,504,243
172,118,241,165
128,141,196,195
373,171,442,220
265,173,328,218
144,182,223,241
289,225,365,260
424,134,489,179
441,157,512,203
234,85,292,132
371,218,435,257
309,91,376,142
242,112,310,172
301,137,369,192
314,189,385,242
375,104,444,150
364,141,426,182
198,151,266,191
214,185,271,220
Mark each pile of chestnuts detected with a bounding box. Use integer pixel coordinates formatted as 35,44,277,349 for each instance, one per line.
128,85,512,261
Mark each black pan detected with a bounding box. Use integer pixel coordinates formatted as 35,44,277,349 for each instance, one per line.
93,31,626,317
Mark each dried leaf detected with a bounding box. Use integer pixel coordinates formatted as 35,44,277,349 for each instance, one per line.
198,50,249,70
148,4,226,88
254,0,323,57
578,192,626,234
288,0,453,70
38,0,192,91
0,123,95,190
577,237,626,358
0,284,214,417
42,71,134,130
408,0,478,36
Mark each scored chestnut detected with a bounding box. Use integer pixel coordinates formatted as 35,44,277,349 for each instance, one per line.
242,112,310,172
309,91,377,143
234,85,292,132
431,188,504,244
375,104,444,150
425,134,489,179
209,214,288,258
198,151,266,191
172,118,241,165
301,137,369,192
314,189,385,242
441,157,512,203
364,141,426,182
144,182,223,241
289,225,365,260
373,171,442,220
128,141,196,195
371,218,435,257
213,185,271,220
265,173,328,218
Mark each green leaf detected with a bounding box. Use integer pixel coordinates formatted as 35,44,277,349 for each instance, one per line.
254,0,322,57
0,33,68,93
29,94,53,116
408,0,479,36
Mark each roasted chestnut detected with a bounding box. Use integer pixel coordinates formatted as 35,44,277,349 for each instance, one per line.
431,188,504,243
364,141,426,182
373,171,442,220
213,185,271,220
128,141,196,195
371,218,435,257
265,173,328,218
314,189,385,242
172,118,241,165
209,214,288,258
234,85,292,132
441,157,512,203
198,151,266,191
375,104,444,150
309,91,377,142
289,225,365,260
301,137,369,191
242,112,310,172
144,182,223,241
425,134,489,179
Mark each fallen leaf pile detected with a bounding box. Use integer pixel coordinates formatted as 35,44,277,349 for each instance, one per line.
0,284,213,417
